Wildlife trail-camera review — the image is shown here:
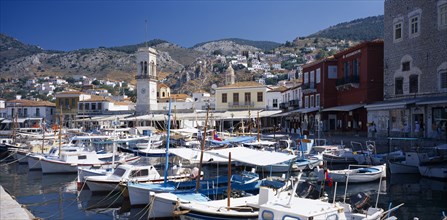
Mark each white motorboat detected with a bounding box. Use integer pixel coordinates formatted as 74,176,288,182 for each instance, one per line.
317,164,386,183
28,146,82,170
388,152,421,174
40,151,139,174
258,175,402,220
84,164,197,192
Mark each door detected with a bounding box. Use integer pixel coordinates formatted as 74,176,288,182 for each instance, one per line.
328,114,337,130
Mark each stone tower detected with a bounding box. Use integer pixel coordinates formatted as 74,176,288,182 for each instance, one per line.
135,47,158,115
225,64,235,85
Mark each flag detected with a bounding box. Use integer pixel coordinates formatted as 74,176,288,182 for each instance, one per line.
325,169,333,187
213,130,222,141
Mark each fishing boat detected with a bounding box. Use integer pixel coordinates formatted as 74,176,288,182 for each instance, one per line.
40,151,139,174
317,164,386,183
258,174,403,220
84,164,198,192
418,164,447,179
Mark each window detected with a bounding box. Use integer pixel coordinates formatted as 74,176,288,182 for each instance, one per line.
310,71,315,83
409,75,418,93
79,103,84,110
91,103,96,110
85,103,90,110
162,92,165,97
24,108,28,117
144,61,148,75
261,210,274,220
353,59,359,77
395,77,403,95
316,68,321,83
257,92,263,102
244,92,251,104
233,93,239,104
440,71,447,89
410,16,419,35
394,22,402,40
316,94,320,107
36,108,40,117
130,169,149,177
72,98,76,108
98,103,102,110
303,72,308,83
439,3,447,29
304,96,309,108
273,99,278,108
222,93,227,103
402,62,410,71
310,95,314,108
344,61,350,79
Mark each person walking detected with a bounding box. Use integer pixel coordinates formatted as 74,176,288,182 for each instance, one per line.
414,121,420,138
370,122,377,139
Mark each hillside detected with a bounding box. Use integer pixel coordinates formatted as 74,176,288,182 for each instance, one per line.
308,15,384,41
192,38,281,53
0,34,46,66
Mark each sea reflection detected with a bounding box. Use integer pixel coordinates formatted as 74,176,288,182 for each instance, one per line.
1,162,446,220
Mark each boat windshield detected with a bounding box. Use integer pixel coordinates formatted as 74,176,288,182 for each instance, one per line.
112,168,126,177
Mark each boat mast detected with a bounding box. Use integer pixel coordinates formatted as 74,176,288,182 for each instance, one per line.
227,152,232,210
257,111,260,142
58,106,62,158
163,99,172,185
41,118,45,154
196,105,210,192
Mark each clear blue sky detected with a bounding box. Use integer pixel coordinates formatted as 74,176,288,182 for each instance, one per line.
0,0,384,51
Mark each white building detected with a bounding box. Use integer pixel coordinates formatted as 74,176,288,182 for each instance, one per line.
135,47,158,115
266,86,286,110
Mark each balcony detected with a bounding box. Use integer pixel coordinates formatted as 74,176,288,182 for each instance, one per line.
228,102,255,109
279,102,289,109
135,74,157,81
302,82,316,94
336,75,359,91
291,99,300,107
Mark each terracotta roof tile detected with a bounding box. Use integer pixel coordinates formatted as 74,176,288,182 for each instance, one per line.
8,99,55,107
219,81,264,89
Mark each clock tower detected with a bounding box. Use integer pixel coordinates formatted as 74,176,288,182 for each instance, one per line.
135,47,158,115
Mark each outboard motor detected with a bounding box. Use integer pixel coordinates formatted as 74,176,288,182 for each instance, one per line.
350,192,370,211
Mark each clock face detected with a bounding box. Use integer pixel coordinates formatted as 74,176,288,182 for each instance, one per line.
141,88,146,94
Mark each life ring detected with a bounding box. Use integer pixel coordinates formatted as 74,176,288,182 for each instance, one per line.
367,144,375,152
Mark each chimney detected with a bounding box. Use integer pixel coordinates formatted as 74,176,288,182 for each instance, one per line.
16,95,22,100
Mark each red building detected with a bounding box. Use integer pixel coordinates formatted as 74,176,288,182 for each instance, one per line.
300,40,384,134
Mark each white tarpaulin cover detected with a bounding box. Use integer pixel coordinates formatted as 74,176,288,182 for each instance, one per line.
206,146,296,166
169,148,228,163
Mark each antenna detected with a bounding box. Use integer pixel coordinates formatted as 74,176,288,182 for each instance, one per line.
145,19,148,48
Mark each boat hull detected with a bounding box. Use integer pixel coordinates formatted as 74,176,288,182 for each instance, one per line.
418,165,447,179
388,161,418,174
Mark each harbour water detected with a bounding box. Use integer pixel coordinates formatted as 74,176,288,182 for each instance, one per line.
1,161,446,220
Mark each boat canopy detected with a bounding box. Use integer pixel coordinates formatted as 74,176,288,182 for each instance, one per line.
206,146,296,166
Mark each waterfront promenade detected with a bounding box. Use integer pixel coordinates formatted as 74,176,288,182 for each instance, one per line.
0,185,35,220
284,131,445,153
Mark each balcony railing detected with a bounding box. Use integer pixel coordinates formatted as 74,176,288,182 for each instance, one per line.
291,99,300,106
336,75,359,86
302,82,316,90
279,102,289,109
135,74,157,80
228,102,255,108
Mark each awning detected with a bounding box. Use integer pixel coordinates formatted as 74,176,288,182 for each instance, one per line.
322,104,364,112
1,118,27,123
365,99,419,111
416,96,447,105
206,146,296,166
296,107,320,114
